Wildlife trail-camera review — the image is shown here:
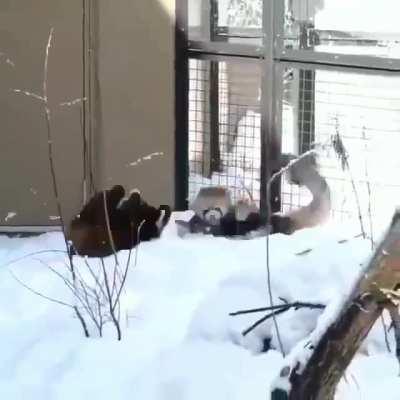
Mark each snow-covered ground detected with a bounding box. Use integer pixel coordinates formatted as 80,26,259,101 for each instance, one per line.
0,213,399,399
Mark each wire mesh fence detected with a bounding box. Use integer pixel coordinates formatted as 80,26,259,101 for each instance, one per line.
188,58,262,204
187,56,400,234
281,66,400,230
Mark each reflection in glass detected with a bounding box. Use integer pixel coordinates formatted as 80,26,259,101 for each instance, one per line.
189,0,263,44
283,0,400,58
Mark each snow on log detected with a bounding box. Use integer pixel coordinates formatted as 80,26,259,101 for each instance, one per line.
271,210,400,400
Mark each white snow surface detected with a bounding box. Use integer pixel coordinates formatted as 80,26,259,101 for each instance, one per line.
0,212,399,399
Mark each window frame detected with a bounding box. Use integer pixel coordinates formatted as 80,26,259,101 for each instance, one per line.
175,0,400,211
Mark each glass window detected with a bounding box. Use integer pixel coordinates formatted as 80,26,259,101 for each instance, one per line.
189,0,263,44
188,58,262,203
283,0,400,59
280,65,400,226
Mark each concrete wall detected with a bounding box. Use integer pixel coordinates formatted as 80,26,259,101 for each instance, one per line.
0,0,176,227
0,0,84,227
95,0,175,207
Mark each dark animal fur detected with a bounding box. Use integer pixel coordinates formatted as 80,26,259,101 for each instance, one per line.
177,207,266,237
178,152,330,238
69,187,171,257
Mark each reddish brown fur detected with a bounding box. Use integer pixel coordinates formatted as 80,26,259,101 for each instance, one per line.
68,187,171,257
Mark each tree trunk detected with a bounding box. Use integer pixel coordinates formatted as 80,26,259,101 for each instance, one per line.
272,211,400,400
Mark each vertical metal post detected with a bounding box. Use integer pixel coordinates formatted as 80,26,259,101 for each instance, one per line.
209,60,222,176
298,68,315,154
210,0,218,41
85,0,99,195
82,0,89,204
261,0,283,214
298,18,316,154
175,0,189,210
208,0,222,176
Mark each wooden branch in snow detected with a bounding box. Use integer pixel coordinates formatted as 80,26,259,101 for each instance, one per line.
230,301,325,317
229,301,325,336
388,304,400,374
271,210,400,400
242,306,290,337
230,301,325,336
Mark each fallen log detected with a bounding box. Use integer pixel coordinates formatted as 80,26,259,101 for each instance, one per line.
271,210,400,400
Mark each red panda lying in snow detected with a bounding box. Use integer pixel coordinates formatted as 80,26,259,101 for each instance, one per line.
68,186,171,257
177,152,331,237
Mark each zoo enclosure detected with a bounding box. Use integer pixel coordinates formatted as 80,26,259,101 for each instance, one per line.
176,0,400,229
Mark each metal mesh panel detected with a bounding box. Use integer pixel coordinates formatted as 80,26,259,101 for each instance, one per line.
281,66,400,229
188,58,262,204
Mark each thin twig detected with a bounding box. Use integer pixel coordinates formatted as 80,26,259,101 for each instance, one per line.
267,149,317,191
134,220,146,267
100,258,121,340
12,28,89,337
8,268,73,308
43,28,53,102
388,304,400,375
264,150,317,356
362,126,374,250
42,29,89,336
102,190,119,265
230,301,325,316
59,97,87,106
12,89,45,101
112,220,145,313
380,313,392,353
242,307,290,337
73,305,90,337
0,249,68,269
331,120,365,238
36,258,100,336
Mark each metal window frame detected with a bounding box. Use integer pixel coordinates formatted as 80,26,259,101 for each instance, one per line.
175,0,400,211
175,0,189,210
273,0,400,71
278,49,400,72
83,0,98,198
275,58,400,77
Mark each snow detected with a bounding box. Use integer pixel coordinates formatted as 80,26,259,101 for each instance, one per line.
0,214,399,399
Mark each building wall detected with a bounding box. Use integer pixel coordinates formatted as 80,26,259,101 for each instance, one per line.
0,0,84,227
0,0,176,228
94,0,175,207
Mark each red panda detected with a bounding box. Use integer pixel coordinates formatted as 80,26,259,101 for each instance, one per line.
271,153,331,234
68,187,171,257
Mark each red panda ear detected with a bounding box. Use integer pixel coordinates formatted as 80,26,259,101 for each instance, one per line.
110,185,125,198
128,192,141,207
119,192,142,219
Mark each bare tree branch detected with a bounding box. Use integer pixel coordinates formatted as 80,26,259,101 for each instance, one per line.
8,268,73,308
100,258,121,340
102,190,119,266
59,97,87,107
264,150,317,356
12,89,45,101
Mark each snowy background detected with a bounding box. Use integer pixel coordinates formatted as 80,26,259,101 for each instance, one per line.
1,212,400,399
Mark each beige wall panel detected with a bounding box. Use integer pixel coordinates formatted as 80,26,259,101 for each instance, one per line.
0,0,176,226
0,1,84,226
96,0,175,207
